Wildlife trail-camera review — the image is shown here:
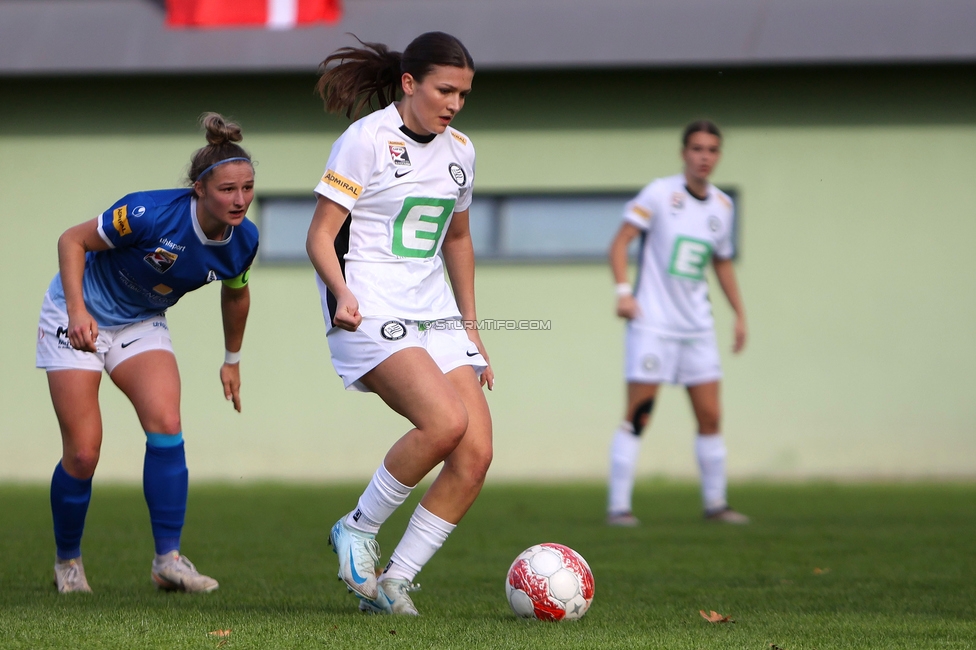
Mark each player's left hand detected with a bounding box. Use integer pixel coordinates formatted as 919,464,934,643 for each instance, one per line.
220,362,242,412
733,315,747,353
482,365,495,391
466,329,494,391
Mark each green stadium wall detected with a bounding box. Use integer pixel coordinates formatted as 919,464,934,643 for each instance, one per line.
1,66,973,482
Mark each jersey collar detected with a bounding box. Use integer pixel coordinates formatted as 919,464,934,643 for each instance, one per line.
190,196,234,246
390,103,437,144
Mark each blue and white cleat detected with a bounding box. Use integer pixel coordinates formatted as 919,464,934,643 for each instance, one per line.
329,518,381,600
358,579,420,616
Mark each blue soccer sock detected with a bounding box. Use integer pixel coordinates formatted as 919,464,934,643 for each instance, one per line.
143,432,187,556
50,462,92,560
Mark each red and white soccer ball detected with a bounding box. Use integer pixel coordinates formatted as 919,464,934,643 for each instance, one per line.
506,543,595,621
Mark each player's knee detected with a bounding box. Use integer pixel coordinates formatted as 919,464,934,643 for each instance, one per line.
628,398,655,436
150,414,182,436
468,443,493,485
697,408,721,434
426,406,469,458
452,442,493,492
65,448,100,479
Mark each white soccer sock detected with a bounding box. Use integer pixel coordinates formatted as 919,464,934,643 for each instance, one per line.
345,463,414,534
383,504,455,582
696,434,728,512
608,422,641,515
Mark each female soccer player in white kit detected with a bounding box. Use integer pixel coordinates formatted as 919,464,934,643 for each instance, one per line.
37,113,259,592
607,120,749,526
306,32,493,615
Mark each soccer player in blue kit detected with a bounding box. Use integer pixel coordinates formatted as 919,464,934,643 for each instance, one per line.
35,113,259,593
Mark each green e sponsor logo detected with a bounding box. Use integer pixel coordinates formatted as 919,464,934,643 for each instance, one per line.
392,197,456,258
669,236,712,280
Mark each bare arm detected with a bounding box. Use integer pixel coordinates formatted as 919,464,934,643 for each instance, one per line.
57,219,111,352
219,283,250,412
442,209,493,390
306,195,361,332
712,257,747,353
609,222,643,320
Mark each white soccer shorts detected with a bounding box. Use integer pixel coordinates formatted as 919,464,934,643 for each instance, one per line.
624,325,722,386
36,292,174,374
327,317,487,392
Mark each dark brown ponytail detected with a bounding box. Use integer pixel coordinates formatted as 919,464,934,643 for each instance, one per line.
682,120,722,147
187,112,252,184
317,32,475,119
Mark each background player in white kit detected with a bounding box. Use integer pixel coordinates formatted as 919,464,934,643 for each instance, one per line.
306,32,493,615
606,120,749,526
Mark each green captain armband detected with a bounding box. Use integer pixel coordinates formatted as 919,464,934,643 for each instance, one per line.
222,268,250,289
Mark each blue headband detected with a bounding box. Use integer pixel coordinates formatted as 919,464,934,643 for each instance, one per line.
195,157,251,181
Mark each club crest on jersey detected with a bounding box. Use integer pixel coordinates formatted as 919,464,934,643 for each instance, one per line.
671,192,685,210
388,141,411,166
448,163,466,186
380,320,406,341
144,248,178,273
132,206,146,218
708,215,722,232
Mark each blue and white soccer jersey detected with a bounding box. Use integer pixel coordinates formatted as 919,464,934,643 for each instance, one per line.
313,103,485,389
623,175,735,385
37,188,259,372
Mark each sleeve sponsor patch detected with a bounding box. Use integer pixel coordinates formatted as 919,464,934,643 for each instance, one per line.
321,170,362,199
113,205,132,236
450,131,468,146
630,204,653,221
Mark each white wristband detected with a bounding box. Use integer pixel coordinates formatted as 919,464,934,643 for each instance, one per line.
615,283,633,297
224,349,241,365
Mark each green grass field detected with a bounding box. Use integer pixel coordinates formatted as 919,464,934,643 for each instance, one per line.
1,481,974,649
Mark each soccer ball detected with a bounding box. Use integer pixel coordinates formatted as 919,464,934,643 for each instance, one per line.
505,543,594,621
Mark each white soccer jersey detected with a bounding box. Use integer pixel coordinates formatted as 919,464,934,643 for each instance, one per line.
623,174,735,337
314,103,476,327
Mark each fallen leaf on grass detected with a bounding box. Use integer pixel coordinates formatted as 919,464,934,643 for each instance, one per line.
216,641,228,649
208,630,232,638
389,630,397,635
770,644,785,649
699,610,735,623
813,567,830,575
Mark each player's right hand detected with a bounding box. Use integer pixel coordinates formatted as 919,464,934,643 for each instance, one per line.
333,292,362,331
616,295,640,320
67,309,99,352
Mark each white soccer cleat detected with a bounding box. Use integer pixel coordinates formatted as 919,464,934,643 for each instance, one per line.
705,507,751,525
329,518,381,600
151,551,219,593
358,579,420,616
54,557,92,593
606,511,641,527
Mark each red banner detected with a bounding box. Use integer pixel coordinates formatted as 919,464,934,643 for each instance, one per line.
167,0,341,29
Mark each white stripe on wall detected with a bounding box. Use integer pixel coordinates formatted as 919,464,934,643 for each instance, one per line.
267,0,297,29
